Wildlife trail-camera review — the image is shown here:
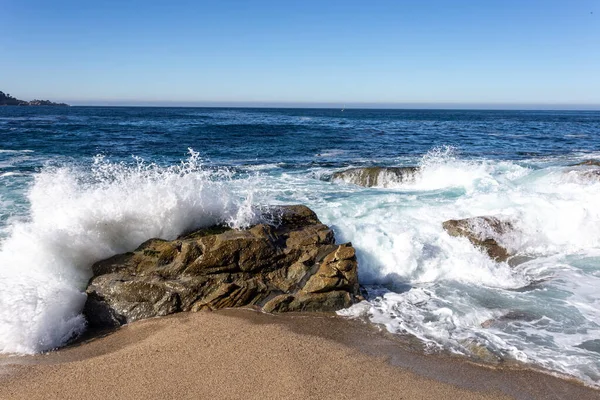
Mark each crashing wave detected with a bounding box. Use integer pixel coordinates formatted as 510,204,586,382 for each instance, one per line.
0,150,261,353
331,166,419,187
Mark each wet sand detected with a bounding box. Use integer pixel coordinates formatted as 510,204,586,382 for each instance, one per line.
0,309,598,400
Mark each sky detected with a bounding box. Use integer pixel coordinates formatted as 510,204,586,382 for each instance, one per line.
1,0,599,108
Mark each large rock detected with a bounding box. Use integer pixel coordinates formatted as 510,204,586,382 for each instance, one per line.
84,205,362,328
331,167,418,187
442,216,517,264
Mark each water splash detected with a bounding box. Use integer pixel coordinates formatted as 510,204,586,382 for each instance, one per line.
0,150,260,353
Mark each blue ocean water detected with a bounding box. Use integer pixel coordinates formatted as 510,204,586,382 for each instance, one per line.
1,107,600,385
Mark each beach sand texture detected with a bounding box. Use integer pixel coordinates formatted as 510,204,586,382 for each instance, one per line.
0,310,598,400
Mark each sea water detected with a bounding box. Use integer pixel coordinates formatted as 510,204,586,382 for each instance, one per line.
1,107,599,386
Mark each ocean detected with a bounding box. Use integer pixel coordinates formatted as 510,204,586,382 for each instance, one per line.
1,106,600,386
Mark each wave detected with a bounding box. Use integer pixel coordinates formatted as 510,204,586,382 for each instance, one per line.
2,145,599,386
308,149,600,385
0,150,261,353
328,147,518,190
0,150,34,154
0,172,29,178
242,163,282,171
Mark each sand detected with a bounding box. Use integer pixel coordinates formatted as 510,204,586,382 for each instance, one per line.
0,309,598,400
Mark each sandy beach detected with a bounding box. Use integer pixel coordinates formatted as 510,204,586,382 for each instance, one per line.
3,1,600,397
0,309,597,400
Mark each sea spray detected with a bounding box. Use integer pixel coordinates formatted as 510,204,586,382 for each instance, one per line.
0,150,261,353
321,149,600,385
1,107,600,387
257,148,600,385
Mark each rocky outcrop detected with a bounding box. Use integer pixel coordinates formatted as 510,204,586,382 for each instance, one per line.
443,216,518,264
576,339,600,354
567,160,600,180
572,160,600,167
0,91,68,106
84,205,362,328
331,167,418,187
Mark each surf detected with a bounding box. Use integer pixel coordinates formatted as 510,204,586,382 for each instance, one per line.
0,150,260,353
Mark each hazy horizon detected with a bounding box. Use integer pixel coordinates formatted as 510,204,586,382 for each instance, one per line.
62,102,600,111
2,1,599,107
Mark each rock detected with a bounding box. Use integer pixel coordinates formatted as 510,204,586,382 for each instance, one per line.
84,205,362,328
567,160,600,181
331,167,418,187
481,310,542,329
507,276,550,292
576,339,600,354
572,160,600,167
0,91,68,106
459,338,502,363
442,216,516,264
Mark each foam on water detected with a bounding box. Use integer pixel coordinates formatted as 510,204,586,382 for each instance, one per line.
0,150,34,154
0,150,260,353
1,140,599,386
0,172,28,178
325,149,600,386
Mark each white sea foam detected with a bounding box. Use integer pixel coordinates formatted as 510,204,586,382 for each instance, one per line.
0,172,28,178
2,146,599,386
243,163,281,171
0,150,260,353
317,149,347,157
267,154,600,388
0,150,34,154
299,148,600,385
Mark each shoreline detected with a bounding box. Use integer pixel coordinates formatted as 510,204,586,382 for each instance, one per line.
0,309,598,400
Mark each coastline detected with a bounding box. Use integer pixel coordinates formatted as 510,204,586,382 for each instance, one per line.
0,309,597,400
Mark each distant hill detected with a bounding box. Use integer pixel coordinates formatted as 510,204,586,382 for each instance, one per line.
0,91,69,106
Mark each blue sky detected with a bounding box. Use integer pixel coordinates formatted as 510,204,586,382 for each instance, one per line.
1,0,599,107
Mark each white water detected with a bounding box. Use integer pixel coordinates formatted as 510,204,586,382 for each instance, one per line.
0,150,260,353
262,149,600,386
329,151,600,385
1,149,599,387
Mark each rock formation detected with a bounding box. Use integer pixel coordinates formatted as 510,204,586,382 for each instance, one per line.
442,216,517,264
0,90,68,106
331,166,418,187
568,160,600,180
84,205,362,328
572,160,600,167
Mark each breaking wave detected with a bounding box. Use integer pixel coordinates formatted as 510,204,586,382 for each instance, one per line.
326,149,600,386
0,150,260,353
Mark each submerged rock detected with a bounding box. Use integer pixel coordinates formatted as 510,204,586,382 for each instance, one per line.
331,166,418,187
567,160,600,181
84,205,362,328
442,216,518,264
576,339,600,354
481,310,541,329
459,338,502,363
572,160,600,167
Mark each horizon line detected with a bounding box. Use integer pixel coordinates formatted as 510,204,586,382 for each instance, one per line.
62,100,600,111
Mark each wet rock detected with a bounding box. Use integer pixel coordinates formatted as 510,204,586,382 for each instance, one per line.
459,338,502,363
481,310,541,329
572,160,600,167
442,216,515,263
566,160,600,181
576,339,600,354
508,277,550,292
331,166,418,187
501,310,540,322
84,205,362,328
